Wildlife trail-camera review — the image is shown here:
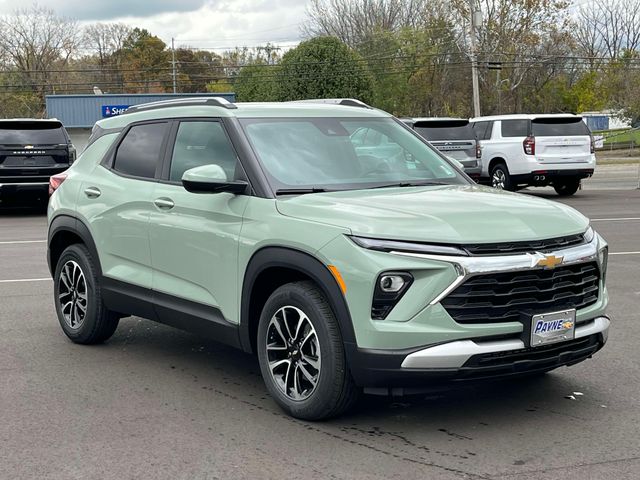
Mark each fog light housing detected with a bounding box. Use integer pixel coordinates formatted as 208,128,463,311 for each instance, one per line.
372,272,413,320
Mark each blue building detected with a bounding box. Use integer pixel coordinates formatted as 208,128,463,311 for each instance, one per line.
45,92,235,151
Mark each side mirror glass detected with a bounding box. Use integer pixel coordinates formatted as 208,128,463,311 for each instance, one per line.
181,164,248,194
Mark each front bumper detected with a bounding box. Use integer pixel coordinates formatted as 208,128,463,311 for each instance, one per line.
348,316,609,392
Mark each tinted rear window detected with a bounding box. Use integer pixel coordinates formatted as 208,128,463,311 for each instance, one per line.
414,121,475,141
0,122,66,145
113,122,168,178
501,120,530,137
532,118,590,136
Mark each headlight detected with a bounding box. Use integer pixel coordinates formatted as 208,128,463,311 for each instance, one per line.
598,244,608,284
349,236,468,256
584,226,595,243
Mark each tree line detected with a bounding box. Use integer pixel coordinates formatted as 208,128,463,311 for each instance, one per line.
0,1,638,123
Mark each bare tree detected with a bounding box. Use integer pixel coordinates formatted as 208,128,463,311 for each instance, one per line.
575,0,640,59
84,23,132,68
302,0,432,47
0,4,82,96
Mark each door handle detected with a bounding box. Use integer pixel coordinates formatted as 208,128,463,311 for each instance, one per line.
84,187,101,198
154,198,175,210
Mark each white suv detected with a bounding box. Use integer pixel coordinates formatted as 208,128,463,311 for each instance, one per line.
470,114,596,196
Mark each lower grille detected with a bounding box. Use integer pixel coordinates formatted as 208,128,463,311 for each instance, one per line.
441,262,600,324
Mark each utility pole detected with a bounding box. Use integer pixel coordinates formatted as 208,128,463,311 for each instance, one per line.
468,0,481,117
171,37,177,94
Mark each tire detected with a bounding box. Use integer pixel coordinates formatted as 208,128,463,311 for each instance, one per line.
490,163,515,191
554,178,580,196
53,244,119,344
257,281,359,420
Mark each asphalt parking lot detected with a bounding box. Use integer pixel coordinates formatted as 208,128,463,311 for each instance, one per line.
1,179,638,479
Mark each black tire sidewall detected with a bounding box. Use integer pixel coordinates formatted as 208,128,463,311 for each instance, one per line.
554,178,580,196
491,163,514,191
257,283,347,420
53,244,102,343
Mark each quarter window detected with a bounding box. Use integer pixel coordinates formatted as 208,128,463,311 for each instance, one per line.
113,122,168,178
501,120,530,137
169,121,238,182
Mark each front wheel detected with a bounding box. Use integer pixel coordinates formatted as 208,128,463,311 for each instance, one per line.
554,178,581,196
257,281,358,420
491,163,515,191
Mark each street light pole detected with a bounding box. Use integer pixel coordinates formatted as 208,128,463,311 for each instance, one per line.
171,37,177,94
469,0,481,117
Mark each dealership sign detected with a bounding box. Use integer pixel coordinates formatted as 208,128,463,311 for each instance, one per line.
101,105,130,117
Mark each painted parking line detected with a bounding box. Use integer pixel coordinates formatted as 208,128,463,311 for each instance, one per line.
591,217,640,222
610,252,640,256
0,240,46,245
0,278,52,284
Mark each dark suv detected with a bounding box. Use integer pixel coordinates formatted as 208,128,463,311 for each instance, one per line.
0,119,75,203
403,118,481,179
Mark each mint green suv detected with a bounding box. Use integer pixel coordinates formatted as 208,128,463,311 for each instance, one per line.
47,98,610,420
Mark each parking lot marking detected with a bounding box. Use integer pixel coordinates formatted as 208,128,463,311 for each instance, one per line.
0,278,52,284
610,251,640,256
0,240,46,244
591,217,640,222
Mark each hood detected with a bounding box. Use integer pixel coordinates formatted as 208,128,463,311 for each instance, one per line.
276,185,589,244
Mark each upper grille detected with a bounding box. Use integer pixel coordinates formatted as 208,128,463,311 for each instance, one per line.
463,234,585,255
441,262,600,324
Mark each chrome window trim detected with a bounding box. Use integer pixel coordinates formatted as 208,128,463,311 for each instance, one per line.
389,234,602,306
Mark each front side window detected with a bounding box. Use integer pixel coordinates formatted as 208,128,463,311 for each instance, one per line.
113,122,168,178
169,121,238,182
501,120,530,137
240,117,468,192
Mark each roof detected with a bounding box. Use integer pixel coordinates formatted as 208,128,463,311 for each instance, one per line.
0,118,61,123
470,113,582,122
408,117,467,122
96,99,391,130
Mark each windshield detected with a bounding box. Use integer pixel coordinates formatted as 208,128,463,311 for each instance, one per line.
240,117,468,192
532,118,590,136
414,121,475,141
0,121,66,145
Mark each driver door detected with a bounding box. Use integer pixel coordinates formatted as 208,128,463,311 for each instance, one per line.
148,119,249,326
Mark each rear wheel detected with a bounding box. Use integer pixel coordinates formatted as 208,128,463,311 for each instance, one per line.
490,163,514,191
554,178,580,196
54,244,119,344
257,281,358,420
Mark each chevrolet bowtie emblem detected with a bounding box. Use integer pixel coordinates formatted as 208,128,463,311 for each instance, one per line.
536,254,564,269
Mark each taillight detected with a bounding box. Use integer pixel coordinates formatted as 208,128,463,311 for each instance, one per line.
475,142,481,159
49,173,67,196
523,136,535,155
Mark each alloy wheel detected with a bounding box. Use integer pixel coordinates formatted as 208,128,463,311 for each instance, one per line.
58,260,88,330
492,169,506,189
265,305,321,401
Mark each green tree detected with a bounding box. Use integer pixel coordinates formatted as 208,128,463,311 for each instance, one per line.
120,28,170,92
234,63,280,101
276,37,373,102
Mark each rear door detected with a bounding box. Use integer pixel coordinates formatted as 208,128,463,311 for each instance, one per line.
532,117,592,164
78,121,169,294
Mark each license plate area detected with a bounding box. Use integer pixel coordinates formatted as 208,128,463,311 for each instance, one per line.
531,309,576,347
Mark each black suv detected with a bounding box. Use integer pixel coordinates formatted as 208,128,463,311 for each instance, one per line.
0,119,75,203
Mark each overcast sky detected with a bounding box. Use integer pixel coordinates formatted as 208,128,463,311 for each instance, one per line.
0,0,309,51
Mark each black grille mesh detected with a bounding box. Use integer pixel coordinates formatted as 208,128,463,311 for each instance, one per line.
441,262,600,324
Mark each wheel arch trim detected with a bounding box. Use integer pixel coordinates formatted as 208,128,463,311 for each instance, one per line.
48,215,102,277
239,246,357,354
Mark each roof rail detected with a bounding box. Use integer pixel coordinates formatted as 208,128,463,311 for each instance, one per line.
125,97,237,114
288,98,372,109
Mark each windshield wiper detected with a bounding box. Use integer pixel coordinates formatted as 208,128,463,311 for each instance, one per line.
370,181,450,189
275,187,330,195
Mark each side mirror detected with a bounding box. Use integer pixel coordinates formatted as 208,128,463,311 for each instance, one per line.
181,164,248,194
